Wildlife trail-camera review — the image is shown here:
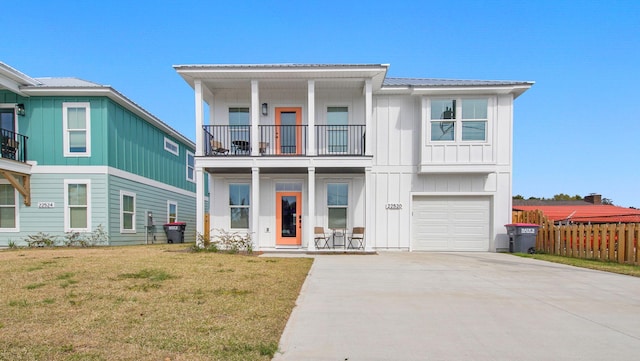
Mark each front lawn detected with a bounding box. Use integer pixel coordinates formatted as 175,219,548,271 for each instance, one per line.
0,244,312,361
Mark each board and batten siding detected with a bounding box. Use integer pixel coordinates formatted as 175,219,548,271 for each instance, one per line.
4,173,108,246
108,175,196,246
0,90,27,104
21,96,109,166
106,100,195,192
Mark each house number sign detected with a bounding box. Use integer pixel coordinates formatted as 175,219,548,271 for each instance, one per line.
385,203,403,210
38,202,55,208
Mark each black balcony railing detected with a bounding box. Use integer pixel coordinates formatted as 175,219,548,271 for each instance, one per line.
0,128,28,163
202,124,364,157
315,125,365,156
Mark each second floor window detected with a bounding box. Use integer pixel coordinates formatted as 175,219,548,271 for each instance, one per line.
186,151,195,182
327,107,348,153
63,102,91,156
430,98,488,142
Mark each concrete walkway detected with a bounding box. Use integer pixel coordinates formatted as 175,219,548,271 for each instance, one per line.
272,252,640,361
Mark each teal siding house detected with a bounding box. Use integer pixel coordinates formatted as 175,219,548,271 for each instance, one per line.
0,62,196,246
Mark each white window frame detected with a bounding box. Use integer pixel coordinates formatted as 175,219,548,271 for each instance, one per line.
186,150,195,182
64,179,92,232
167,200,178,223
427,97,490,143
63,102,91,157
164,137,179,156
120,190,136,234
0,180,19,232
229,183,250,229
327,182,349,229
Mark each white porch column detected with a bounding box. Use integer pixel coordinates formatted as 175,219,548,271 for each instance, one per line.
307,167,316,250
364,166,374,251
194,80,205,247
364,79,373,156
251,167,260,249
195,80,204,156
307,80,316,156
251,80,260,156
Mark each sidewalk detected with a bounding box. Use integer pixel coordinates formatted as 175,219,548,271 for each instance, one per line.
273,252,640,361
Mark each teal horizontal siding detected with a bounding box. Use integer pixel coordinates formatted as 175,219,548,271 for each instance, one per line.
107,174,196,246
0,173,108,247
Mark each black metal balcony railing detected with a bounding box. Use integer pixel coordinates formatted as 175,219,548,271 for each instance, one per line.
315,125,365,156
202,124,364,157
0,128,28,163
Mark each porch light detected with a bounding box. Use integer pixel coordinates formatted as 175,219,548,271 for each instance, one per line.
16,103,25,116
261,103,268,116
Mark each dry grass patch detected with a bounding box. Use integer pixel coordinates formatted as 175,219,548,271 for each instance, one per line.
516,253,640,277
0,244,312,361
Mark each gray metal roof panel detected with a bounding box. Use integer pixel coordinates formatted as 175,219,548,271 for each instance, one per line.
383,77,533,87
33,77,104,87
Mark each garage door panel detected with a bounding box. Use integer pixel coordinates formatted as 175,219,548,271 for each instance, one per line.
412,196,490,251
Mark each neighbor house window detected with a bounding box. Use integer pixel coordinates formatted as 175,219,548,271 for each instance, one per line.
64,180,91,232
327,183,348,229
120,191,136,233
167,201,178,223
327,107,348,153
430,98,488,142
0,183,17,231
186,151,195,182
164,137,179,156
63,102,91,156
229,184,250,229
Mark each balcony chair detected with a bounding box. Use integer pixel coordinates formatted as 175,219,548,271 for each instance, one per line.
210,140,229,155
314,227,331,249
259,142,269,154
1,138,18,160
347,227,365,250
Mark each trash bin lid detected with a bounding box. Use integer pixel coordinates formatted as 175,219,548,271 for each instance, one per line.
164,222,186,226
504,223,539,227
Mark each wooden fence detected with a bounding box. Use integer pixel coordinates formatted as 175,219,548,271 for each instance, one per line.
512,210,640,265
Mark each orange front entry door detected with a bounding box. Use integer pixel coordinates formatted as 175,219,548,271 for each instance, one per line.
275,107,302,155
276,192,302,246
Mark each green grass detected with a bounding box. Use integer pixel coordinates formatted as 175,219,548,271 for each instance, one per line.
0,244,312,361
515,253,640,277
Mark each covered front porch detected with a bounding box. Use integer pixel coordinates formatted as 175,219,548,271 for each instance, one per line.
203,163,374,252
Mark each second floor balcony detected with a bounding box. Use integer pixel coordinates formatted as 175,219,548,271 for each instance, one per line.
0,128,28,163
203,125,365,157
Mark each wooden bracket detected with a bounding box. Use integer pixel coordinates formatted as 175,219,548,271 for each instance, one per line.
0,170,31,206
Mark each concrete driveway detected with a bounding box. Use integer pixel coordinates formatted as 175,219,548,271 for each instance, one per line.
272,252,640,361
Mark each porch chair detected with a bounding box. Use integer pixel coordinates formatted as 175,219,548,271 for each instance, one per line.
259,142,269,154
210,140,229,155
314,227,331,249
347,227,365,250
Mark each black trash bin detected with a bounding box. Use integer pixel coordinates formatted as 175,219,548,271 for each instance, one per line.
505,223,539,254
163,222,186,243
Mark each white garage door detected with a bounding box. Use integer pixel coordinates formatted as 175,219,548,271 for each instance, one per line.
412,196,490,251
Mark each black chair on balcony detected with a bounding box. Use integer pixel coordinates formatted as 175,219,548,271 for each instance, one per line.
1,138,18,160
232,140,250,154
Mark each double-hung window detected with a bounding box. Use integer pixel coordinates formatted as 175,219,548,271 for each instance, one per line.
229,107,250,151
120,191,136,233
0,183,17,231
65,180,91,232
327,183,348,229
327,107,349,153
167,201,178,223
430,98,488,142
186,151,195,182
229,184,250,229
63,102,91,156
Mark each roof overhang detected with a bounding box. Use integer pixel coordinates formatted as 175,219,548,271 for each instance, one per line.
0,62,40,96
174,64,389,92
378,83,534,99
22,87,193,147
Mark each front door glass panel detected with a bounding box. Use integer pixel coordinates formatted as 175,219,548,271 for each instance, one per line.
280,195,297,237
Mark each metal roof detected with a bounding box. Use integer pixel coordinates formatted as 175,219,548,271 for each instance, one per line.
513,205,640,223
34,77,103,87
174,63,389,70
383,77,534,87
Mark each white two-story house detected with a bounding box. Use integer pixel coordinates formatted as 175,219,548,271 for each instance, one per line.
174,64,532,252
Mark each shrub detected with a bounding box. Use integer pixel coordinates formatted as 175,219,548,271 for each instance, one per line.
24,233,58,247
212,229,253,254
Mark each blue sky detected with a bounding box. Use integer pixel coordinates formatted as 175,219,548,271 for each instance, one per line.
4,0,639,207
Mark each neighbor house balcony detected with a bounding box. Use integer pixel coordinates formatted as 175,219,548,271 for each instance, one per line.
0,128,28,163
203,125,365,157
